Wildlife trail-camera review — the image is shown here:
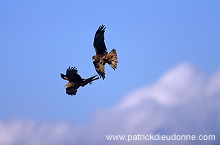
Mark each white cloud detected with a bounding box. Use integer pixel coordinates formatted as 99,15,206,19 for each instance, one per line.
0,119,78,145
0,62,219,145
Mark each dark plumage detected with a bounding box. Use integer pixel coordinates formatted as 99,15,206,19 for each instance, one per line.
92,25,118,79
61,67,99,95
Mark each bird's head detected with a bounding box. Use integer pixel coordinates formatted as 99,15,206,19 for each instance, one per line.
92,55,95,60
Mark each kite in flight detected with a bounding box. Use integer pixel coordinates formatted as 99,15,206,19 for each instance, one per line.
92,25,118,79
61,67,99,95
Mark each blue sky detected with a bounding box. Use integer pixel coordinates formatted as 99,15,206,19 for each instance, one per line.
0,0,220,144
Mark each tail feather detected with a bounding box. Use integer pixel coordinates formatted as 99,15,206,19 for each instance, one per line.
107,49,118,70
81,75,99,87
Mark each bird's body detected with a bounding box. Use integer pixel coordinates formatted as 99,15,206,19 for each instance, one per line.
61,67,99,95
92,25,118,79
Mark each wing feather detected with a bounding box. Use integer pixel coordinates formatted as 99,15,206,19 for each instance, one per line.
66,87,77,95
62,66,83,82
93,61,105,79
93,25,107,54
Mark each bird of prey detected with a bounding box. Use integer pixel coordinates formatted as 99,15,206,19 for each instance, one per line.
61,66,99,95
92,25,118,79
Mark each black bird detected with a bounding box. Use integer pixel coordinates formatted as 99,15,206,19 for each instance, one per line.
61,67,99,95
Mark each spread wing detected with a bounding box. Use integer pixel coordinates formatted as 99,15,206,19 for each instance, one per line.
93,25,107,54
93,61,105,79
61,66,82,82
64,82,80,95
66,87,78,95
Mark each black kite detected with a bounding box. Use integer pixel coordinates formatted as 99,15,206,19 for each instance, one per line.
92,25,118,79
61,67,99,95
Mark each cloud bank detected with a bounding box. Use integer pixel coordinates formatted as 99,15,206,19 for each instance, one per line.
0,63,220,145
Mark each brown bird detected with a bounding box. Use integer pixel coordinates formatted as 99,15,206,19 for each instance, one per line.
61,67,99,95
92,25,118,79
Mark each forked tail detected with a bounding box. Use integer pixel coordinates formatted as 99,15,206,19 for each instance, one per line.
107,49,118,70
81,75,99,86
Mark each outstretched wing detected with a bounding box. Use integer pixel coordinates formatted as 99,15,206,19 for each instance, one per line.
61,66,82,82
93,61,105,79
93,25,107,54
66,87,78,95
